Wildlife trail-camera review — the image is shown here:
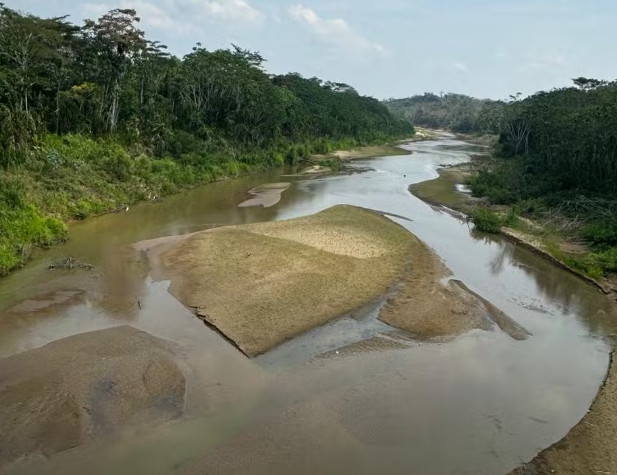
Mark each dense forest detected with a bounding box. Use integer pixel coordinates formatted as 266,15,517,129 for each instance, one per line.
0,5,412,275
384,93,506,134
468,78,617,277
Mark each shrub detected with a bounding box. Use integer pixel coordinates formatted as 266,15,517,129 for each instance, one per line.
581,221,617,250
320,158,344,172
472,208,502,233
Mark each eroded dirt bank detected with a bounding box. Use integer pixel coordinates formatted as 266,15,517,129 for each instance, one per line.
142,205,527,357
0,326,186,468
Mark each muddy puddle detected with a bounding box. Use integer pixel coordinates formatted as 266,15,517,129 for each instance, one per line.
1,132,617,474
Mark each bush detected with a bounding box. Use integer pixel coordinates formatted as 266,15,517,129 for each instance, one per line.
564,247,617,279
320,158,344,172
581,221,617,250
472,208,502,233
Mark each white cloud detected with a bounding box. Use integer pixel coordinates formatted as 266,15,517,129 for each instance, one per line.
203,0,263,25
124,0,184,31
520,54,567,72
81,1,183,31
452,61,470,73
82,0,264,32
288,4,387,58
81,3,112,19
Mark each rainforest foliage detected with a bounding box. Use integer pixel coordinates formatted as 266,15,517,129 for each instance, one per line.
0,4,412,275
467,79,617,277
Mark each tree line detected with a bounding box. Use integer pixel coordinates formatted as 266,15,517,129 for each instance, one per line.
468,78,617,277
0,5,411,169
0,4,412,276
470,79,617,201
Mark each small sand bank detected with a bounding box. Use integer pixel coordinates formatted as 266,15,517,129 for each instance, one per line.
298,143,411,175
147,206,414,357
408,127,437,141
143,205,528,357
511,351,616,475
379,235,529,341
409,164,477,213
238,182,290,208
329,144,411,161
0,326,185,468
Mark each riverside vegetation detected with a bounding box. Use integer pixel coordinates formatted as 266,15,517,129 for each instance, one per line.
465,78,617,280
403,79,617,282
0,5,412,275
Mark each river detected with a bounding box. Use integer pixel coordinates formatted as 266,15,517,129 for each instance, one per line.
2,132,616,474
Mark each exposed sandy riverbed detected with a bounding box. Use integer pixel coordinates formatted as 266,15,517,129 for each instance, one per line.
141,205,527,357
0,326,185,468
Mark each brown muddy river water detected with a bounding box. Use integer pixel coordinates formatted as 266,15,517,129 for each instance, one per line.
2,133,616,474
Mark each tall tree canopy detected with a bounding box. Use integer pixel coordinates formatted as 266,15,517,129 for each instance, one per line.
0,3,412,168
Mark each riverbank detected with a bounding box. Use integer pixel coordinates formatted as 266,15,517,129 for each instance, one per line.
0,134,412,277
410,153,617,475
410,160,617,298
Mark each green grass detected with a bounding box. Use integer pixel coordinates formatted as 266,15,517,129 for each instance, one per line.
0,132,410,276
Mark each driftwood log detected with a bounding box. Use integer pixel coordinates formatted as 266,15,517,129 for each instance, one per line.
49,256,93,270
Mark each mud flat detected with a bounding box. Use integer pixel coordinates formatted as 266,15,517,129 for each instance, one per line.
511,351,616,475
238,182,290,208
143,205,528,357
0,326,186,469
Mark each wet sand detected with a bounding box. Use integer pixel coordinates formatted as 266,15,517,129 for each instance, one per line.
380,235,530,341
238,182,291,208
408,164,476,212
0,326,185,468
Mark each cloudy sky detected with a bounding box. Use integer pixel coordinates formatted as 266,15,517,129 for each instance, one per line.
13,0,617,100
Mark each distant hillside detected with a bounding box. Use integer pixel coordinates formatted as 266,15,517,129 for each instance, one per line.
384,93,505,134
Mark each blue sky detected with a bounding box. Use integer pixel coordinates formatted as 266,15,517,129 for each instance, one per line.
12,0,617,99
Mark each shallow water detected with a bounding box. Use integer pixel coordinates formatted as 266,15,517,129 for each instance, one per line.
2,132,617,474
